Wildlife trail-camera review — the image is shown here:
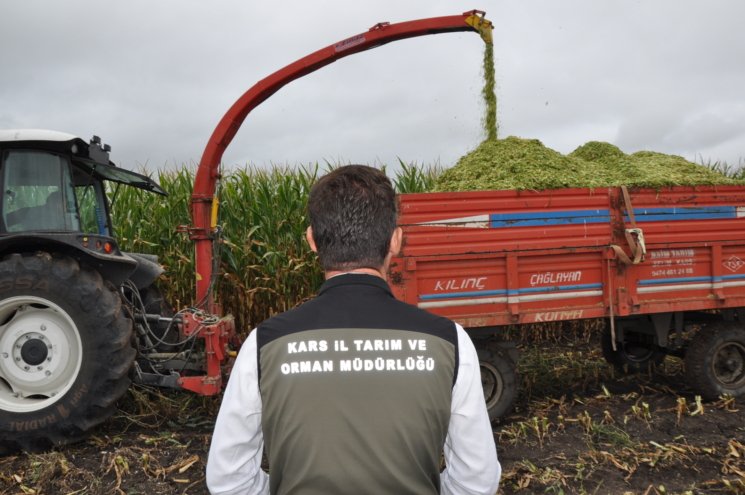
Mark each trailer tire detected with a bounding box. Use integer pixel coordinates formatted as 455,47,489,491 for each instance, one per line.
685,322,745,400
477,348,517,421
0,252,135,453
601,324,664,373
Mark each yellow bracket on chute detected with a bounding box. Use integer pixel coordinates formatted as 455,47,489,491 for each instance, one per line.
465,11,493,44
210,195,219,230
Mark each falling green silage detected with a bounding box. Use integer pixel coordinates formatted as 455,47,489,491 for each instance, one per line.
482,43,497,141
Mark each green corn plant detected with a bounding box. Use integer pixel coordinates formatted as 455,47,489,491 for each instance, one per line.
112,162,440,334
392,158,441,193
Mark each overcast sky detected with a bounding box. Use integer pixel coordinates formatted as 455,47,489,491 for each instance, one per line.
1,1,744,174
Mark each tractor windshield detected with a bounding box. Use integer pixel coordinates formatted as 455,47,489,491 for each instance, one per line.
1,150,80,232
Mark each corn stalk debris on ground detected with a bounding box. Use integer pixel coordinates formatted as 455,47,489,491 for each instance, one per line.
1,339,744,494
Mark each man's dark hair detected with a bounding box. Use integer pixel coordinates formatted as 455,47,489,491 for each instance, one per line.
308,165,398,272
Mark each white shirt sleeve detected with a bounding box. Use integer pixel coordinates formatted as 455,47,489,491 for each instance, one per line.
206,330,270,495
441,324,501,495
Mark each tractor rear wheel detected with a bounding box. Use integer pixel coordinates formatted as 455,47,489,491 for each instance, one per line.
0,252,134,453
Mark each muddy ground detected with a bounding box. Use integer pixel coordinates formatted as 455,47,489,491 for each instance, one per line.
1,340,744,495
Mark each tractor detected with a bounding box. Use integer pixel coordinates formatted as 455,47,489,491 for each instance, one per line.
0,130,234,452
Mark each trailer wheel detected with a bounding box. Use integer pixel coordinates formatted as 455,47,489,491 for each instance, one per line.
685,322,745,400
0,253,135,453
601,324,664,373
477,348,517,421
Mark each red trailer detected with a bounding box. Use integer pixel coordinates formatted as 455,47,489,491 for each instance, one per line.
390,184,745,419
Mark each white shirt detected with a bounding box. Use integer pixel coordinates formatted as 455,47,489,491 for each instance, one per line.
206,323,501,495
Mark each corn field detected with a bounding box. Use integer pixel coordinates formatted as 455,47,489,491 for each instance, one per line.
110,163,440,334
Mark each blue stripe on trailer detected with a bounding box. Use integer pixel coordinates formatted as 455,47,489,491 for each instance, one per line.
638,276,713,286
514,283,603,294
419,283,602,300
432,205,742,229
489,209,610,228
629,206,737,222
638,275,745,287
419,289,508,300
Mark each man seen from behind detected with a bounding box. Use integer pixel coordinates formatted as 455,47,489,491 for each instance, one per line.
206,165,501,494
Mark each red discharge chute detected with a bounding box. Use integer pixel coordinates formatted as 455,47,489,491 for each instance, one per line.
190,10,493,308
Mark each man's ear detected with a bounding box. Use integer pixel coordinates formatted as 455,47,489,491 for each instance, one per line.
306,226,318,253
389,227,403,256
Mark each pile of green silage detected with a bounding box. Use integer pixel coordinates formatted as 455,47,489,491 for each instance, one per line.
434,137,743,192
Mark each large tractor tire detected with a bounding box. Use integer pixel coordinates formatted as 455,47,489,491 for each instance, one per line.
0,252,135,453
601,322,665,374
477,347,517,421
685,322,745,400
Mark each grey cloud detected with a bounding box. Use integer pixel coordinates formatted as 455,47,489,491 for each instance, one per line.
1,0,744,171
